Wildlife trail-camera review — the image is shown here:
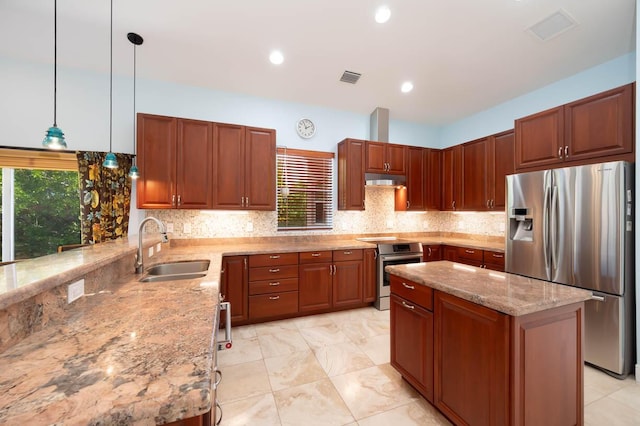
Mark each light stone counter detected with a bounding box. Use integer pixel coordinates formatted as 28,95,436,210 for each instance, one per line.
386,261,591,316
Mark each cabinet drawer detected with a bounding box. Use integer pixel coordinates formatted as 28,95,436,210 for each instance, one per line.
250,264,298,281
484,251,505,270
332,249,363,262
249,252,298,268
299,250,332,264
390,275,433,311
249,292,298,319
249,277,298,295
456,247,483,262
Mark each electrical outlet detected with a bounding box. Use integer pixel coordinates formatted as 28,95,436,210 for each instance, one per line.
341,221,349,231
68,279,85,304
457,220,465,230
166,223,174,233
183,223,192,234
246,221,254,232
498,221,506,232
422,220,429,229
156,243,161,252
148,246,154,257
386,219,394,229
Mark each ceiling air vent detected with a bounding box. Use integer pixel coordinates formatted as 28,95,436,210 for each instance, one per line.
527,9,577,41
340,70,362,84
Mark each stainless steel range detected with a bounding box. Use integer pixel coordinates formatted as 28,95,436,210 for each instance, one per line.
357,237,423,310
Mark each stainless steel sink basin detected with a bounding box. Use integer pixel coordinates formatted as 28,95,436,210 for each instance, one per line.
139,272,207,283
145,260,210,276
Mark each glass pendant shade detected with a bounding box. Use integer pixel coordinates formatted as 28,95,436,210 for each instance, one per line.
103,152,118,168
42,126,67,149
128,164,140,179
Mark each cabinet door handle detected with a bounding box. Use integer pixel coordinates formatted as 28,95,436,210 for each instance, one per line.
452,200,456,209
177,194,182,206
269,282,280,286
214,368,223,387
401,301,415,310
246,197,249,206
269,255,280,259
558,147,563,159
172,194,176,207
402,282,415,290
465,249,475,254
269,295,280,300
565,146,569,158
269,268,280,273
492,253,504,258
311,253,321,257
343,251,352,255
491,199,495,209
428,247,432,256
244,257,247,269
486,199,490,208
333,265,337,274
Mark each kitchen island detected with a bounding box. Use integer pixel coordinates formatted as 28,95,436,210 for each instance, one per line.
386,261,592,426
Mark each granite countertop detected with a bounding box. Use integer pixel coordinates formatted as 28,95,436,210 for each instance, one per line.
0,235,506,424
386,261,592,316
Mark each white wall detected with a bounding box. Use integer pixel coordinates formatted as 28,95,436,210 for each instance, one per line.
438,53,637,148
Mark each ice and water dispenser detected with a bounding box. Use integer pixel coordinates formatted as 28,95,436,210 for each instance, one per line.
509,208,533,241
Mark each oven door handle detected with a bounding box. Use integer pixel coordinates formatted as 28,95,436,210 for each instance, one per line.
379,254,423,262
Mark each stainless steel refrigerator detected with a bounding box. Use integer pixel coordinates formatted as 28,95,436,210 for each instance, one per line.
506,161,635,378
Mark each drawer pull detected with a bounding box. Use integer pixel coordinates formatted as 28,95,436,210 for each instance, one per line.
269,295,280,300
269,255,281,259
401,301,415,310
492,253,504,258
269,282,280,286
311,253,321,257
464,249,475,254
343,250,352,255
269,268,280,273
402,282,415,290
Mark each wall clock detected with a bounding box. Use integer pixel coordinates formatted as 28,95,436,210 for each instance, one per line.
296,118,316,139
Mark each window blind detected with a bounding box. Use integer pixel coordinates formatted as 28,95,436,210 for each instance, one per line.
0,147,77,171
277,148,334,230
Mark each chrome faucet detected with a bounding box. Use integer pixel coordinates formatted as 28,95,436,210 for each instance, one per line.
134,216,169,274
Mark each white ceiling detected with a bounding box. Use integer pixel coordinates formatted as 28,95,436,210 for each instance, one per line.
0,0,636,125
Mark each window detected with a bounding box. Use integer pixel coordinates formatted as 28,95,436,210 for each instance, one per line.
277,148,334,230
0,148,80,260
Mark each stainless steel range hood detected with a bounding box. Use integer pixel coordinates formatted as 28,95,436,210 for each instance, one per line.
366,107,405,186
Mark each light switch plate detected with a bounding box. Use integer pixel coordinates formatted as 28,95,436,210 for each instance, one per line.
166,223,174,233
156,243,161,252
246,221,254,232
183,223,192,234
68,279,85,304
148,246,154,257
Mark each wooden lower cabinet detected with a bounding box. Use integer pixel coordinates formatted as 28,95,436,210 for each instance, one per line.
248,253,298,321
390,293,434,403
298,262,332,312
391,279,585,426
220,256,248,324
333,259,363,308
249,292,298,318
434,291,510,426
422,245,442,262
363,248,377,302
483,250,505,271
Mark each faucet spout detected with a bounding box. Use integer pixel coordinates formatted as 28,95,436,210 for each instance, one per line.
135,216,169,274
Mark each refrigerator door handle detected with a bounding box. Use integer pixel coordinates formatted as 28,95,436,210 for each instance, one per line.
543,183,551,276
550,184,559,272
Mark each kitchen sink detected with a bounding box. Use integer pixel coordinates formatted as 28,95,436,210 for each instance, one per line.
139,272,208,283
145,260,210,276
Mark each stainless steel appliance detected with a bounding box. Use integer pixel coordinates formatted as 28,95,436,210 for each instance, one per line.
506,161,634,378
211,298,232,425
358,237,423,310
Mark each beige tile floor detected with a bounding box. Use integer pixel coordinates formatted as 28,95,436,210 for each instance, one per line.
217,307,640,425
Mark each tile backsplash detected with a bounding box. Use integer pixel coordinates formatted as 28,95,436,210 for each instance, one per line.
148,187,506,239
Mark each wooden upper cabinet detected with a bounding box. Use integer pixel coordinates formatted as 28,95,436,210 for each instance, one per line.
176,118,213,209
212,123,245,209
338,139,366,210
565,83,634,161
245,127,276,210
396,146,425,211
425,148,442,210
212,124,275,210
441,145,462,211
138,114,212,209
137,114,177,209
490,130,514,210
365,141,406,175
461,137,488,210
515,83,634,171
515,106,564,170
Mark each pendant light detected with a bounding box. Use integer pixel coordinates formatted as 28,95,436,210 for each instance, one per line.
102,0,118,169
127,32,143,179
42,0,67,150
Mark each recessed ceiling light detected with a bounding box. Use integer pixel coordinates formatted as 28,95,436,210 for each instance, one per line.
401,81,414,93
269,50,284,65
375,6,391,24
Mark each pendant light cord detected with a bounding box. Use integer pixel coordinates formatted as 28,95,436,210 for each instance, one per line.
133,43,136,159
109,0,113,152
53,0,58,127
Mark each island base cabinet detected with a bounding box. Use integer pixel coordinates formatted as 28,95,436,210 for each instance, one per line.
510,303,584,426
434,291,510,426
390,294,434,402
